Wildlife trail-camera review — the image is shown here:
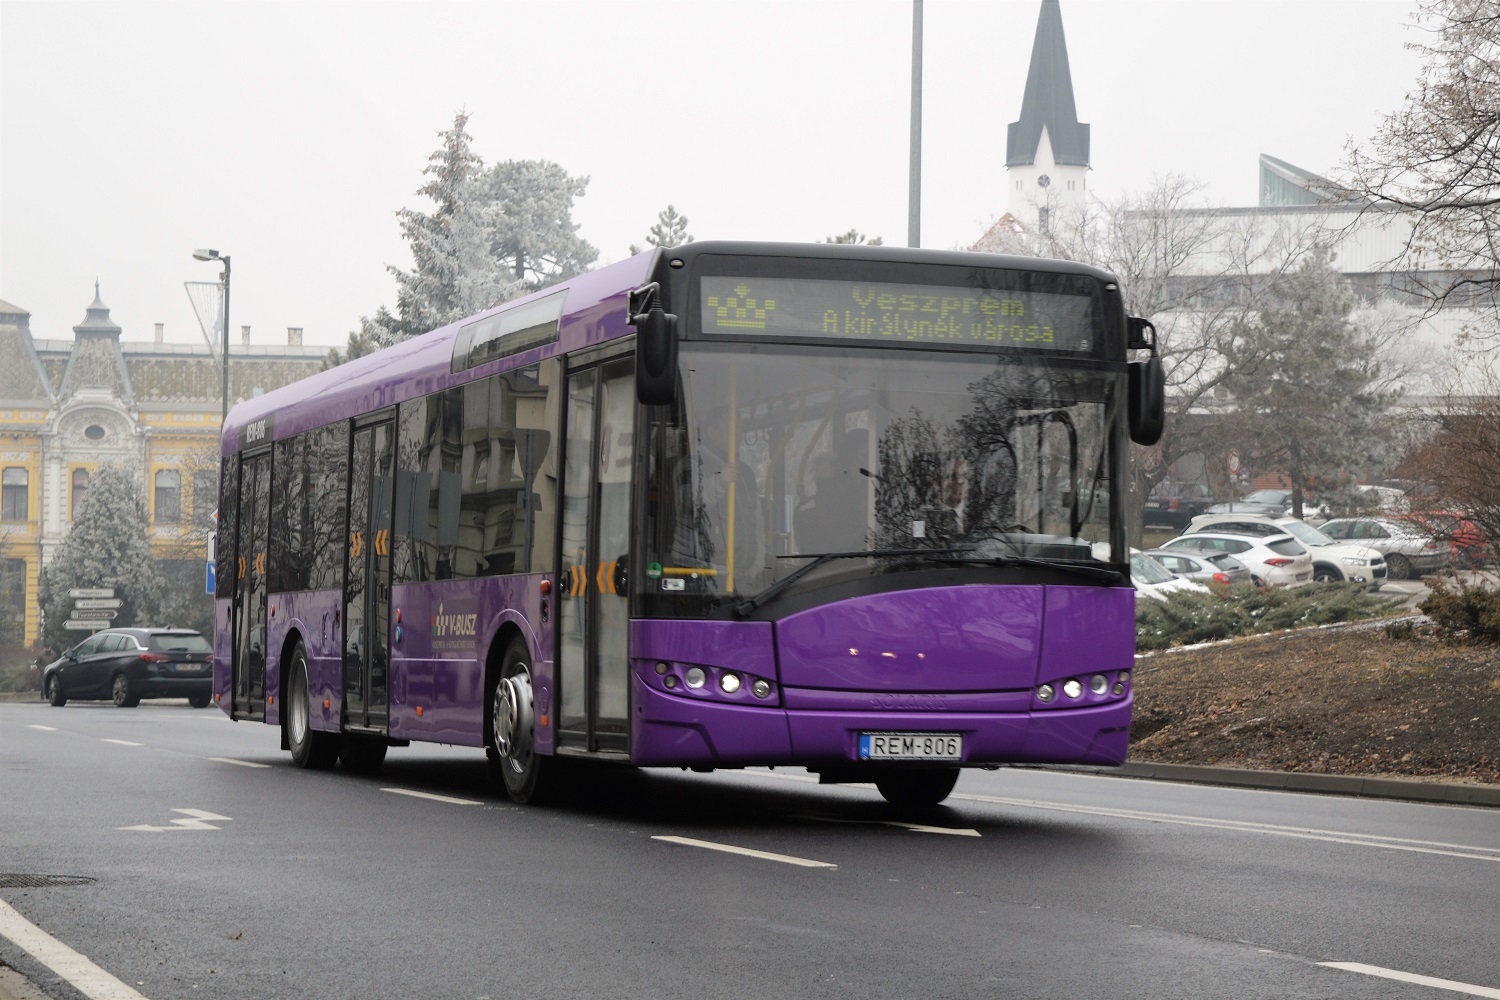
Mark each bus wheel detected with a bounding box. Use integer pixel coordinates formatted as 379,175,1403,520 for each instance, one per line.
287,643,338,770
187,693,211,709
489,638,550,804
875,768,960,809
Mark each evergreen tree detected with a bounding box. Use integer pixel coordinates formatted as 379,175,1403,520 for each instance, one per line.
629,205,693,254
322,326,380,370
1219,252,1404,518
39,464,167,649
481,158,598,289
363,113,524,348
822,229,884,245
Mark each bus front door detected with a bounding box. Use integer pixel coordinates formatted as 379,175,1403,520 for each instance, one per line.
232,451,270,721
344,418,393,734
557,359,633,752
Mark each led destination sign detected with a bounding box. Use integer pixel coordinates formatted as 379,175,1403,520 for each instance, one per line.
700,276,1095,352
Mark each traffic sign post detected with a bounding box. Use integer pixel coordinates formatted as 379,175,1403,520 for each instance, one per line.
68,588,118,629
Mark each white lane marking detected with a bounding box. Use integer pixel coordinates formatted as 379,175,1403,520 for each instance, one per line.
100,739,142,747
953,793,1500,864
0,897,151,1000
742,770,1500,863
26,725,57,731
882,821,981,837
207,757,271,769
1320,962,1500,998
653,835,837,868
381,787,481,806
118,808,231,833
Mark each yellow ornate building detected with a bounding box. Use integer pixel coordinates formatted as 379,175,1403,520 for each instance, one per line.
0,287,325,645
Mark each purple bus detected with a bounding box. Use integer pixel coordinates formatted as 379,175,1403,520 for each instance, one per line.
213,241,1164,807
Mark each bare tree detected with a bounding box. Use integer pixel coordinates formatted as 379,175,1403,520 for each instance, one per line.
1396,349,1500,547
1345,0,1500,323
990,178,1340,518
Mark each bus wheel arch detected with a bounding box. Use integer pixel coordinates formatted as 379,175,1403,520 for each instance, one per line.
485,628,551,804
285,635,338,770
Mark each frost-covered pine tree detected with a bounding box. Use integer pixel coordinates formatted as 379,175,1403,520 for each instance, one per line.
39,463,167,649
363,112,524,348
821,229,883,245
629,205,694,255
481,159,598,289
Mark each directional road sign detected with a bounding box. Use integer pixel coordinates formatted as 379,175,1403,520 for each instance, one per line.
73,598,123,610
69,588,116,599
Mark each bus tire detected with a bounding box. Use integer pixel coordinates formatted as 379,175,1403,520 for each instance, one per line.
287,643,338,770
488,637,550,804
875,767,960,809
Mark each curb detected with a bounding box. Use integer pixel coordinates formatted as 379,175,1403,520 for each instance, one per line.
1048,761,1500,807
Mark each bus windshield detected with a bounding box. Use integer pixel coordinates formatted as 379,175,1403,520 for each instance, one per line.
643,343,1120,611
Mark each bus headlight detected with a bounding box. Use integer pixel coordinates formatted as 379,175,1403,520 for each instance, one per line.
1062,678,1084,699
1037,683,1056,703
1090,674,1108,695
684,667,706,689
751,679,772,699
719,673,742,694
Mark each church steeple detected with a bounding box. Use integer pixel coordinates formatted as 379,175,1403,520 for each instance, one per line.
1004,0,1090,234
1007,0,1089,168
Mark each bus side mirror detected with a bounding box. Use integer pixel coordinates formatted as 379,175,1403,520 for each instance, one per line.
1127,317,1165,446
630,282,678,407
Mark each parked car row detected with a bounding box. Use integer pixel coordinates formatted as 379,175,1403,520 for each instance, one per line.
1132,504,1464,597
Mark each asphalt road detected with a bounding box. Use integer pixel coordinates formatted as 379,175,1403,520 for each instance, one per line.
2,699,1497,1000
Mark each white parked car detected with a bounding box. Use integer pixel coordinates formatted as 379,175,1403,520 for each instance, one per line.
1182,513,1387,589
1129,550,1211,602
1157,531,1314,588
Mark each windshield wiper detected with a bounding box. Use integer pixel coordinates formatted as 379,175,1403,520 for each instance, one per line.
930,550,1126,583
733,547,967,618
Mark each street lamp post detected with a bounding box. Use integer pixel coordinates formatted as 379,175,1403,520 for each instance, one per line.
192,249,231,421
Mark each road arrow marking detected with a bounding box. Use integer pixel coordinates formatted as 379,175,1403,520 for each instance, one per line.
119,808,232,832
881,821,981,837
653,835,837,868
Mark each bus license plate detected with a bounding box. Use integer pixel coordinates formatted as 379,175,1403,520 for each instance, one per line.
859,732,962,761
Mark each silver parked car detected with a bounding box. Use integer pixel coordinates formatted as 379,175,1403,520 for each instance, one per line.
1316,517,1450,580
1143,546,1254,588
1157,531,1314,588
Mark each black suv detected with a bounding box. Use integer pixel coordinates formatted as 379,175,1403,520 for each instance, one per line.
42,628,213,708
1144,481,1215,530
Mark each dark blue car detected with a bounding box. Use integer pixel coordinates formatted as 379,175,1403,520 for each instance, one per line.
42,627,213,708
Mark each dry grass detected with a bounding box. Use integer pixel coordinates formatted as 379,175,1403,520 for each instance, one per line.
1130,621,1500,785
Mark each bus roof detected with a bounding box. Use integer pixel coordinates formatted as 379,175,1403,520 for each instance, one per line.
221,241,1121,452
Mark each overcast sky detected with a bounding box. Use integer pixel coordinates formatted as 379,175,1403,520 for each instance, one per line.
1,0,1427,350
